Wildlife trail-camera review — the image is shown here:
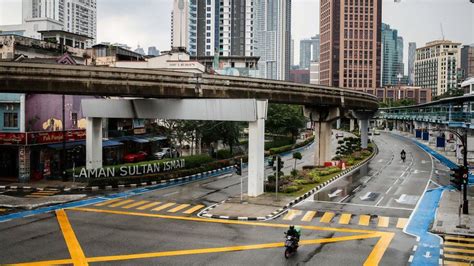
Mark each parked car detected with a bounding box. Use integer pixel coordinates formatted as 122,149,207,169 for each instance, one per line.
153,147,178,160
123,151,148,163
374,130,380,135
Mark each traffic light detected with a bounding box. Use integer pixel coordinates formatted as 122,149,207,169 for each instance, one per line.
235,163,242,176
450,167,464,190
277,156,284,172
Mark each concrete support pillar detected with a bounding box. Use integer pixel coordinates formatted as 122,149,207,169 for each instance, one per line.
247,100,267,197
314,121,332,166
360,119,369,149
86,117,103,169
349,119,355,131
336,119,341,129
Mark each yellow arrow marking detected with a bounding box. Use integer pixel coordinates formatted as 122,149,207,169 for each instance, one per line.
56,209,88,266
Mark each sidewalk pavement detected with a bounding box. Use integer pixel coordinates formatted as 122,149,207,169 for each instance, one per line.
1,180,87,189
431,190,474,236
207,194,295,218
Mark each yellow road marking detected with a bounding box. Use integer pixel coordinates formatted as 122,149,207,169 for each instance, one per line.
320,212,335,223
94,199,121,207
359,215,371,226
443,260,470,265
109,199,134,208
183,205,205,214
168,204,190,213
122,201,150,209
444,253,474,261
445,241,474,248
444,247,474,254
152,202,175,212
396,218,408,229
0,208,5,212
445,236,474,242
136,202,161,210
377,216,389,228
67,208,393,265
283,210,302,220
10,233,384,266
55,209,88,266
301,211,317,222
338,213,352,225
363,231,394,266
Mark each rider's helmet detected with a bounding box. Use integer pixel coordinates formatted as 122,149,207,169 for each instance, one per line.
289,225,295,230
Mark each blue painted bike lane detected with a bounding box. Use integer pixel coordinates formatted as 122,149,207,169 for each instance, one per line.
397,134,466,265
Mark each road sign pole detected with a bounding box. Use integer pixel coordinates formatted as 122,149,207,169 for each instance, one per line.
463,132,469,214
276,156,279,201
240,158,243,202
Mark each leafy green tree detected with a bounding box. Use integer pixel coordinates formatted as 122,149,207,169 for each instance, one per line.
266,104,307,141
292,152,302,170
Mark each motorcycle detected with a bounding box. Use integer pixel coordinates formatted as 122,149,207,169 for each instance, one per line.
284,233,299,258
401,153,406,162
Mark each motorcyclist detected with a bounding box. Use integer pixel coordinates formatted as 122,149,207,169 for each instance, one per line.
286,225,300,242
401,149,406,161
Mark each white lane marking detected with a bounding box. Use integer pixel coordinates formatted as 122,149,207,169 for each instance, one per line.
385,186,393,194
309,200,414,210
163,191,179,197
378,159,384,163
375,196,384,206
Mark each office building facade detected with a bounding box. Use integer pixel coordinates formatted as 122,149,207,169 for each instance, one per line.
408,42,416,85
381,23,404,86
319,0,382,89
414,40,461,96
299,35,320,69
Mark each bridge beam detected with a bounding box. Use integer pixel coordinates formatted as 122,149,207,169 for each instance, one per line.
82,98,268,197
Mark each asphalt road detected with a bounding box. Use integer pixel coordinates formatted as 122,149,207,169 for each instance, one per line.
0,131,421,265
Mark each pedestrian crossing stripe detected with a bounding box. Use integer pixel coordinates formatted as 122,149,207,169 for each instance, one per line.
284,209,408,229
93,199,205,215
338,213,351,225
168,204,190,213
442,235,474,265
25,190,59,198
320,212,335,223
137,202,161,210
152,203,175,212
122,201,150,209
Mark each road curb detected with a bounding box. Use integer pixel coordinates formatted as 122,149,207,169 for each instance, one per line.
198,147,377,221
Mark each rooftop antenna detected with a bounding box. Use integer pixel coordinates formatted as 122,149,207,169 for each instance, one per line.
440,23,445,40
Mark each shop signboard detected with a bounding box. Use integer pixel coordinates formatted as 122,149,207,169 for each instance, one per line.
18,146,30,182
0,133,26,145
27,130,86,145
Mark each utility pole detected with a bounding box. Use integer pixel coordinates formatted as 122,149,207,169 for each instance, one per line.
463,130,469,214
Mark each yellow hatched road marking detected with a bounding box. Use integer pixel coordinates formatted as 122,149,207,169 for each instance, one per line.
320,212,335,223
109,199,134,208
55,209,88,266
152,202,175,212
359,215,371,226
301,211,317,222
444,253,474,261
122,201,150,209
444,247,474,254
377,216,389,228
137,202,161,210
183,205,205,214
94,199,121,207
283,210,302,220
396,218,408,229
168,204,191,213
338,213,352,225
445,241,474,248
445,236,474,242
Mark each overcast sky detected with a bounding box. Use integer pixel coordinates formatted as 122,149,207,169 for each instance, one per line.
1,0,473,71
